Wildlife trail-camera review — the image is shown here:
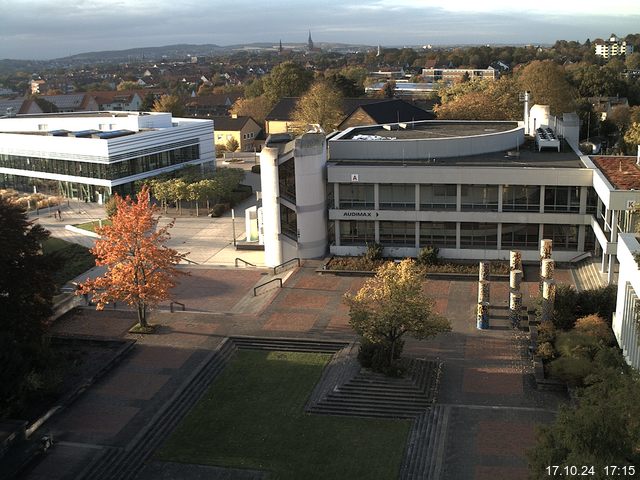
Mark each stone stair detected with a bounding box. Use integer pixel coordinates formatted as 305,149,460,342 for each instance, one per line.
231,336,348,353
571,258,606,292
307,359,442,419
399,405,450,480
76,338,237,480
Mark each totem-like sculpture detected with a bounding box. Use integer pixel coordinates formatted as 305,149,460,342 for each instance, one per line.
508,250,523,327
477,261,491,329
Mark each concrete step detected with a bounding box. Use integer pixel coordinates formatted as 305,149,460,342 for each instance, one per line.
231,336,348,353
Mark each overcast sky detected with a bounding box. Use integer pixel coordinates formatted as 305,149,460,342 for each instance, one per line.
1,0,638,60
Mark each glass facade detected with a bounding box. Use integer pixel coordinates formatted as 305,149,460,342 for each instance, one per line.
460,222,498,249
338,184,374,209
278,158,296,203
280,204,297,240
461,185,498,211
379,184,415,210
0,144,200,181
420,184,456,210
544,186,580,213
543,224,578,250
340,220,375,245
380,221,415,246
502,185,540,212
419,222,456,248
501,223,539,249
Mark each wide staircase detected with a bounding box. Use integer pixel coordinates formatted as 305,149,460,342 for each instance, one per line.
571,258,607,291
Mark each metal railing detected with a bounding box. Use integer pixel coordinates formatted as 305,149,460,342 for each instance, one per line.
170,301,185,312
182,257,200,265
273,257,300,275
235,257,256,267
254,278,282,296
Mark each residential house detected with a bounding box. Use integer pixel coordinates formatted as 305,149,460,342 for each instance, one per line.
212,115,262,152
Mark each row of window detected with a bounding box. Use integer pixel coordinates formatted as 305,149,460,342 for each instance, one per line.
337,220,584,250
337,184,594,213
0,145,200,181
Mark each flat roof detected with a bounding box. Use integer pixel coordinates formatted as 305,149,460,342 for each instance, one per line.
338,121,519,141
329,138,583,169
592,156,640,190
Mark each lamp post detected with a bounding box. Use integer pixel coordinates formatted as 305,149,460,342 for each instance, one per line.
231,208,236,247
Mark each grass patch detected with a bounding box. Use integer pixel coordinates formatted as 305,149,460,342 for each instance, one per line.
42,237,95,288
158,350,410,479
74,219,111,232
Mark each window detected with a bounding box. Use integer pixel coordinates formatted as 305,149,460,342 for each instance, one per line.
544,186,580,213
502,185,540,212
461,185,498,211
379,221,415,247
501,223,539,249
460,223,498,249
419,222,456,248
280,204,297,240
420,184,456,210
379,184,415,209
543,224,578,250
340,220,375,245
338,184,374,209
586,187,598,214
278,158,296,202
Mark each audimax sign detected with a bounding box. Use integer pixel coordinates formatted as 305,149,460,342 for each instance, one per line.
342,211,379,217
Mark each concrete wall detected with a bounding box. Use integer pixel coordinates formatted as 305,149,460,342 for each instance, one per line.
614,233,640,369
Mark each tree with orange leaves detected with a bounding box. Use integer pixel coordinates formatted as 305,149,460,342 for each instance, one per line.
77,185,186,329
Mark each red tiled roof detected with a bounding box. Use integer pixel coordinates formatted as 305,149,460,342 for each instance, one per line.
592,156,640,190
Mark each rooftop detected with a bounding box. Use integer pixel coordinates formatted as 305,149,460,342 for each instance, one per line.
338,121,519,141
330,138,583,169
592,156,640,190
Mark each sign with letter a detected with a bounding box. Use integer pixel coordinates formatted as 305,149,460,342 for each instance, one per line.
350,174,359,182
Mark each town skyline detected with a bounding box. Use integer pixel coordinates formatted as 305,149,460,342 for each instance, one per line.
1,0,638,60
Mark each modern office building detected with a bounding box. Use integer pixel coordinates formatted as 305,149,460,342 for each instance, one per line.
0,111,214,201
258,108,640,287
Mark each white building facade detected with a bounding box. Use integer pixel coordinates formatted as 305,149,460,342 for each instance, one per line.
0,111,214,201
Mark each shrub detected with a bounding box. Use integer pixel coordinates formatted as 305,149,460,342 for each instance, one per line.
104,196,118,218
548,356,593,387
416,246,439,266
363,242,384,262
552,284,578,330
554,330,601,360
209,203,227,217
574,314,614,345
537,321,557,344
251,164,261,174
357,338,405,376
536,341,556,362
576,284,616,326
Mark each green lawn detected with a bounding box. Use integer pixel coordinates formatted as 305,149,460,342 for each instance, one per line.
158,350,411,480
42,237,95,287
74,219,111,232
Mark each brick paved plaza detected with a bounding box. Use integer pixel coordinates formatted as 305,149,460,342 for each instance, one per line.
25,261,567,479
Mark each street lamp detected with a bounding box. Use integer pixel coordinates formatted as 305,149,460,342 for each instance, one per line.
231,208,236,247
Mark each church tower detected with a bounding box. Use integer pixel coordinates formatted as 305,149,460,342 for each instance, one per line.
307,30,314,51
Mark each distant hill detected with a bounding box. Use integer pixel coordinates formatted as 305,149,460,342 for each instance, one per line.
58,43,227,62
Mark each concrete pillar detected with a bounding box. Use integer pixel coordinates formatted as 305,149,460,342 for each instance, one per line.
541,258,555,281
509,250,522,271
509,291,522,327
539,238,552,293
478,280,490,304
477,302,490,330
510,269,523,291
479,261,491,281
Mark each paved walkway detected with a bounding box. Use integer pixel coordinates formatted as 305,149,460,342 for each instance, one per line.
23,262,569,479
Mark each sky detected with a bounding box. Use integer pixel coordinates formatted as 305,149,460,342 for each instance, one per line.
0,0,638,60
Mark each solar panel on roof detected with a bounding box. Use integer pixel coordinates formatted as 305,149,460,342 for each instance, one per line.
73,129,100,137
94,129,134,139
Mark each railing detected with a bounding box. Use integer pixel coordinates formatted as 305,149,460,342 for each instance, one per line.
273,257,300,275
235,257,256,267
569,251,592,263
170,301,185,313
182,257,200,265
254,278,283,296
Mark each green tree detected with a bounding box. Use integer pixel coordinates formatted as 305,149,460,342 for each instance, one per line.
626,52,640,70
0,197,55,414
517,60,577,116
435,76,520,120
344,259,451,366
528,366,640,478
152,94,185,117
168,178,189,214
292,81,345,132
380,79,396,98
263,61,314,103
624,122,640,154
244,77,264,98
230,95,274,125
226,137,240,152
117,81,139,91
